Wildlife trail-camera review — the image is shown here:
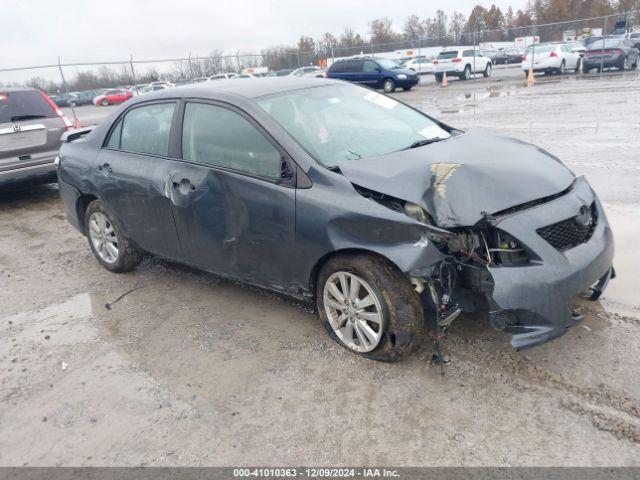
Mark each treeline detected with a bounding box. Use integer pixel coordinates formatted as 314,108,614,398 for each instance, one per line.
6,0,637,93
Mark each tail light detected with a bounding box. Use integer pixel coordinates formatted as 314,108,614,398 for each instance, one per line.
452,58,462,63
549,51,558,57
38,90,75,129
433,60,439,64
613,48,622,55
521,55,526,61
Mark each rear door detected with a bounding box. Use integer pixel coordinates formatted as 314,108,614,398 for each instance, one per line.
168,100,297,288
344,59,365,84
0,89,66,174
95,101,183,260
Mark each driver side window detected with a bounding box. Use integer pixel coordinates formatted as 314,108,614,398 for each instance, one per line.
181,103,284,180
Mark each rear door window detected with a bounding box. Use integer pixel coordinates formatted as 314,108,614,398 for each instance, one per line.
181,102,282,180
0,90,56,123
462,50,474,57
118,103,175,156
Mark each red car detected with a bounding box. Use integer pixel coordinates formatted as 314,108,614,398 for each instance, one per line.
93,89,133,106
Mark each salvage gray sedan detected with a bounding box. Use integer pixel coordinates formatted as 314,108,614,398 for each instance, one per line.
57,78,614,361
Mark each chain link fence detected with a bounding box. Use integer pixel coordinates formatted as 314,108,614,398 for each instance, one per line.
1,10,638,105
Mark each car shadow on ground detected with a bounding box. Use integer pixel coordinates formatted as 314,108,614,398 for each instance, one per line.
0,182,59,208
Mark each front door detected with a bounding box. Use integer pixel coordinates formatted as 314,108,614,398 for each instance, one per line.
168,101,297,290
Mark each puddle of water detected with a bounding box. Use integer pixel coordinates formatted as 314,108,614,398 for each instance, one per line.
2,293,99,346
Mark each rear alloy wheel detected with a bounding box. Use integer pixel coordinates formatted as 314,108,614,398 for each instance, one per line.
101,99,109,106
559,60,566,75
575,59,581,73
85,200,142,273
461,65,471,80
435,73,444,83
383,78,396,93
483,62,492,78
316,253,424,362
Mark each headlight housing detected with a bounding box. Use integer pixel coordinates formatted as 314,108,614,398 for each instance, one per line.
396,74,407,80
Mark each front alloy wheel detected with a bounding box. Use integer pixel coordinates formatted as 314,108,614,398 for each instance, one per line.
316,253,424,362
383,78,396,93
323,271,383,353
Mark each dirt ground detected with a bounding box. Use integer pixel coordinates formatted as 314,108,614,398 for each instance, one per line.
1,70,639,466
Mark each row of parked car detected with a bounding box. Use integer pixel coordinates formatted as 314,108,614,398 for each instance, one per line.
385,33,640,82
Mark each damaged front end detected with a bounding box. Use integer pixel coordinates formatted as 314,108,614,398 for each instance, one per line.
414,176,614,349
342,131,615,350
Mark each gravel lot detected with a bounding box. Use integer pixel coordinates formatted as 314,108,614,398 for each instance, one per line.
2,68,640,466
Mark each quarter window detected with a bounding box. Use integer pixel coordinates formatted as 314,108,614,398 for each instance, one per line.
117,103,175,156
181,103,282,179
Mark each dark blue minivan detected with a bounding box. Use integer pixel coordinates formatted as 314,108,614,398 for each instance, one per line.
326,57,419,93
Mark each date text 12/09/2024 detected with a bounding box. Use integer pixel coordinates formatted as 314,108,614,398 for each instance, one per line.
233,468,400,478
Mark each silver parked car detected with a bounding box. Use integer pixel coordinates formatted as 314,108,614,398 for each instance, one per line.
1,87,73,187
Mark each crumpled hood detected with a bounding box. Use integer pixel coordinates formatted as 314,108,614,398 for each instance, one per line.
338,129,575,227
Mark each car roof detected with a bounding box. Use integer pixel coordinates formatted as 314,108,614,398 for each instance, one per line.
0,86,39,93
131,77,342,102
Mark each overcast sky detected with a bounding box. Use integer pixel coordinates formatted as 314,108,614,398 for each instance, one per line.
2,0,522,82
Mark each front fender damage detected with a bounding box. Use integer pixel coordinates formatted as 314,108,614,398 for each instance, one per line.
347,173,614,352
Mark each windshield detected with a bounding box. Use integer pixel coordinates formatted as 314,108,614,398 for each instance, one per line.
438,51,459,59
376,58,399,70
258,83,451,168
0,90,56,124
588,39,623,49
526,44,554,54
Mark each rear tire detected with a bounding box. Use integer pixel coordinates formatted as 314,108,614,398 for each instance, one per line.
383,78,396,93
402,86,413,91
101,99,109,106
435,73,443,83
316,253,424,362
483,62,492,78
84,200,142,273
460,65,471,80
574,59,581,73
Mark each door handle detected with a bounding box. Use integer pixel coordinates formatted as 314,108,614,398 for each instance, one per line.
171,177,196,193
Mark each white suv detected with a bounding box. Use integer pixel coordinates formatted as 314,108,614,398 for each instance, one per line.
433,49,492,82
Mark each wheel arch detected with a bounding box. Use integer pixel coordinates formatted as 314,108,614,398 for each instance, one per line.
308,247,405,299
76,193,99,235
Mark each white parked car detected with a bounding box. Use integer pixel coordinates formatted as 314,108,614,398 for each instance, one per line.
289,66,325,77
433,49,492,82
207,73,237,81
404,57,435,75
522,43,582,76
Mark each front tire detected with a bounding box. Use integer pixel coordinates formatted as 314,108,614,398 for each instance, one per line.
316,253,424,362
101,99,109,106
575,58,581,73
383,78,396,93
85,200,142,273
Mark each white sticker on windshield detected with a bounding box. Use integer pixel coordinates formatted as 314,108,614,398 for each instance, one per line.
418,125,445,139
364,91,397,110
